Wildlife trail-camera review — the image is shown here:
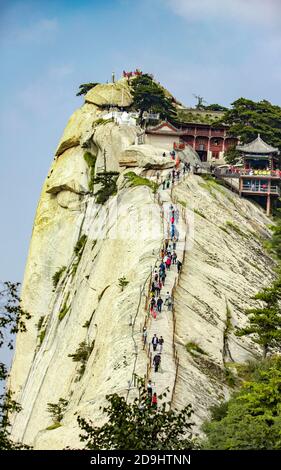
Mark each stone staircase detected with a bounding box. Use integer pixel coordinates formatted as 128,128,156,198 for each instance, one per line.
146,177,188,403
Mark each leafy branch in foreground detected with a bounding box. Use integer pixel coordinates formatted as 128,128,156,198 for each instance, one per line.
0,281,32,449
77,376,196,450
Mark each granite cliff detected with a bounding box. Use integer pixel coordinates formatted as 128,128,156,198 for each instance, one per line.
9,79,275,449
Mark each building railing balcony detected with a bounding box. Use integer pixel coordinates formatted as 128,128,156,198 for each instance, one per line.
242,183,280,195
211,130,225,137
240,169,281,178
195,130,210,137
216,168,281,178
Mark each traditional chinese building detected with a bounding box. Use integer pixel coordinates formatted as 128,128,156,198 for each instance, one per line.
145,120,237,163
236,134,281,215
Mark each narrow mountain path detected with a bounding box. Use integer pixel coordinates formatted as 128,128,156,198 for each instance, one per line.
145,169,188,403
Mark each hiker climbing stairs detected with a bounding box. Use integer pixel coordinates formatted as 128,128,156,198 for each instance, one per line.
145,170,188,404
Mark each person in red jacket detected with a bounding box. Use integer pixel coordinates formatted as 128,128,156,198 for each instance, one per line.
151,392,157,409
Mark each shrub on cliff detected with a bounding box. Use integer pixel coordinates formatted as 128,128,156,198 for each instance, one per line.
93,171,119,204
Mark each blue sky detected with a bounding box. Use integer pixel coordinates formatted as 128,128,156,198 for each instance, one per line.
0,0,281,284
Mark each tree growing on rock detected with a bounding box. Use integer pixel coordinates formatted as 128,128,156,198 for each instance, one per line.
130,74,177,126
76,83,99,96
93,171,119,204
236,280,281,358
77,376,196,450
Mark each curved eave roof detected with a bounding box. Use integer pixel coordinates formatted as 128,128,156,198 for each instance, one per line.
237,134,279,154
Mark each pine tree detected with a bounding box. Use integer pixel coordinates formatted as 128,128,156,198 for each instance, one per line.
93,171,119,204
222,98,281,151
236,281,281,358
130,74,177,125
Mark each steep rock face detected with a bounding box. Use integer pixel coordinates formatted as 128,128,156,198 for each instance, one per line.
9,79,276,448
55,103,100,157
119,144,176,168
171,176,275,425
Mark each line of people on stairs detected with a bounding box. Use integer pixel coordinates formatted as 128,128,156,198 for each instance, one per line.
142,201,183,409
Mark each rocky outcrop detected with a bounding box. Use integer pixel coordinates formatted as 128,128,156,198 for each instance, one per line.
9,78,276,449
85,79,132,108
171,176,276,426
55,103,100,157
119,144,176,169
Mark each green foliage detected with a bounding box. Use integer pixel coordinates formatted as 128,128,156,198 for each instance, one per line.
268,210,281,259
202,356,281,449
71,235,88,276
52,266,66,289
36,315,45,331
224,145,240,165
76,82,99,96
93,118,114,127
186,341,208,356
47,398,68,424
235,279,281,358
130,74,177,125
118,276,129,291
224,367,237,388
39,328,46,345
221,98,281,151
84,152,97,192
0,282,32,449
226,221,247,238
176,109,223,125
77,376,196,450
194,209,206,219
219,225,229,234
124,172,158,193
46,422,62,431
58,302,70,322
0,391,31,449
98,285,110,302
203,104,228,112
74,235,88,256
68,341,94,379
177,200,187,207
94,171,119,204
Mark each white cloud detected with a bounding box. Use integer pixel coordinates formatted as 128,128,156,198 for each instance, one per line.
165,0,281,26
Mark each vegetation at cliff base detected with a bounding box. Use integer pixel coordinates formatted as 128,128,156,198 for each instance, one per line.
202,356,281,449
235,278,281,358
0,282,32,449
77,376,196,450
